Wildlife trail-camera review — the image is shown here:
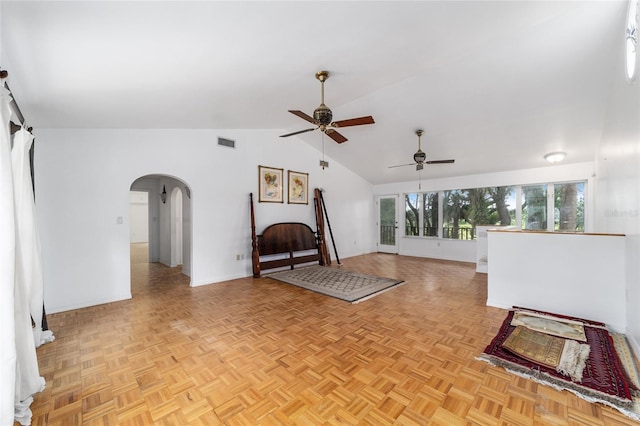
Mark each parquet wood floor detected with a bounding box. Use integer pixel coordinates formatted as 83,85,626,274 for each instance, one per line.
23,244,640,425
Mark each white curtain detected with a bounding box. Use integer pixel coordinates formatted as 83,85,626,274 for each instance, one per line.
0,79,49,425
0,83,18,426
12,128,47,425
12,129,53,349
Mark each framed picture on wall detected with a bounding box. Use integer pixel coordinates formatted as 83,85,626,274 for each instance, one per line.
258,165,284,203
288,170,308,204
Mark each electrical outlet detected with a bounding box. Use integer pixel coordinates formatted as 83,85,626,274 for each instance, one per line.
236,254,241,260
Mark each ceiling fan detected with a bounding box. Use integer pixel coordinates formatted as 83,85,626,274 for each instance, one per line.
280,71,375,144
388,130,455,171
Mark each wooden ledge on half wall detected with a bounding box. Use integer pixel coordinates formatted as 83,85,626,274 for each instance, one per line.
487,229,625,237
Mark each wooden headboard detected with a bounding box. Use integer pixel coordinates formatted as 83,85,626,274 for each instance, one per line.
250,193,325,277
255,222,322,276
258,223,318,255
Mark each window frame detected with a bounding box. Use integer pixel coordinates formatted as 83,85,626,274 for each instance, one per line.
403,191,440,238
401,180,586,241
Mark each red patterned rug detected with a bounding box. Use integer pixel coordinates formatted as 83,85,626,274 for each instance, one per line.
479,308,640,421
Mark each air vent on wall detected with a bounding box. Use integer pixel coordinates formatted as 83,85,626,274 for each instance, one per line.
218,137,235,148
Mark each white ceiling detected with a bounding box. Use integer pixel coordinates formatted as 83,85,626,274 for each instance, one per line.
0,1,628,185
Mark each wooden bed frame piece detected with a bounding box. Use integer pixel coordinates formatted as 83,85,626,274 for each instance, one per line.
250,193,325,277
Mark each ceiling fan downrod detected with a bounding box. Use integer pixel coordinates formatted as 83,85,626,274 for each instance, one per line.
414,129,427,164
314,71,332,127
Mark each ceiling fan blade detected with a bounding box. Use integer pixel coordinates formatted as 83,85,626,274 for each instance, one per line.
280,128,316,138
332,116,375,128
388,162,417,169
289,110,317,124
326,129,348,144
426,159,455,164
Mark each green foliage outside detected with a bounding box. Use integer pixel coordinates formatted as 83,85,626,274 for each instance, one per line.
443,187,515,239
399,182,584,241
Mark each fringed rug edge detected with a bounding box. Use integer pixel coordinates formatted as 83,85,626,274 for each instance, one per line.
476,354,640,421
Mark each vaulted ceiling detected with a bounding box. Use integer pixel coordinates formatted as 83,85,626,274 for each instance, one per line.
0,1,628,184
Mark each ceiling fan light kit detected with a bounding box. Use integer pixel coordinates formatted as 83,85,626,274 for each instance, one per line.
280,70,375,144
413,130,427,163
388,129,455,171
313,71,332,126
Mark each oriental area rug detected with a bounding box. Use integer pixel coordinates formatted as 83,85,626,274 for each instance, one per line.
266,265,405,303
478,307,640,421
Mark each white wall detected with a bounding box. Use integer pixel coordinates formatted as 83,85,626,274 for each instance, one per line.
129,191,148,243
372,162,595,263
593,15,640,352
487,231,626,331
34,129,374,313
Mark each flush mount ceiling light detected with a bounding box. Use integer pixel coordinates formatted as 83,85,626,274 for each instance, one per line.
544,152,566,163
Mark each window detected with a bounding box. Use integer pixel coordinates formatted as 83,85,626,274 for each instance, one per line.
522,184,547,230
422,192,438,237
466,187,515,229
522,182,585,232
400,181,584,240
554,182,584,232
404,192,438,237
486,186,516,227
442,186,515,240
405,193,420,236
404,192,439,237
443,189,473,240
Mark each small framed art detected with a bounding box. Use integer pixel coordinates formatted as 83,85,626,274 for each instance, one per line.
288,170,308,204
258,165,284,203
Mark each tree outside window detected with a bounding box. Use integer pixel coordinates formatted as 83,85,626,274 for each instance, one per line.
405,192,439,237
405,193,420,236
443,187,515,240
555,182,584,231
401,182,582,240
488,186,515,226
422,192,438,237
522,185,547,230
443,189,472,239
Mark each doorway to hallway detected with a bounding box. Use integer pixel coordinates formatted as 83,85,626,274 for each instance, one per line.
129,175,193,294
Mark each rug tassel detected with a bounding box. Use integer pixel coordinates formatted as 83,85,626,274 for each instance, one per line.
557,340,591,383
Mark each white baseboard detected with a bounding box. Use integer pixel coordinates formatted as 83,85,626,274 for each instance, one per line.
47,292,132,314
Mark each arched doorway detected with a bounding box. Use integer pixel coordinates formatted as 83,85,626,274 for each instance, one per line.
129,174,192,287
